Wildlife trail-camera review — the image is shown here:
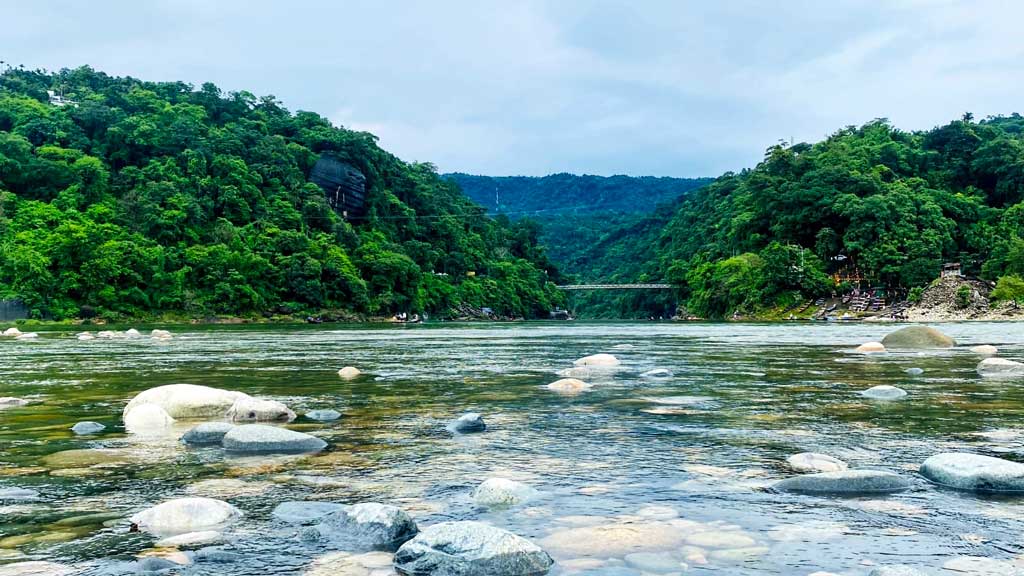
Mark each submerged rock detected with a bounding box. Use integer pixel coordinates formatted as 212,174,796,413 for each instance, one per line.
71,421,105,435
920,452,1024,493
125,328,142,338
861,385,907,400
0,487,39,501
773,469,911,495
181,422,236,445
546,378,592,394
970,344,998,356
868,566,929,576
221,424,327,453
155,530,223,548
124,403,176,433
855,342,886,354
573,353,620,367
314,502,418,551
881,326,955,349
124,384,248,420
394,521,553,576
130,497,241,537
977,357,1024,378
0,561,74,576
473,478,539,506
338,366,362,380
225,397,296,423
787,453,848,473
306,409,342,422
0,397,29,409
15,332,38,340
272,501,346,525
904,367,924,376
640,368,673,378
542,521,684,557
151,329,173,340
448,412,486,434
77,334,95,341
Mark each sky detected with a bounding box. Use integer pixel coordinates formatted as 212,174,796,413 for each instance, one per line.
4,0,1024,177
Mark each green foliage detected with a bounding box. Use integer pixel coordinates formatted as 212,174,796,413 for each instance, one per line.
0,67,562,320
908,286,924,303
955,284,972,308
991,275,1024,302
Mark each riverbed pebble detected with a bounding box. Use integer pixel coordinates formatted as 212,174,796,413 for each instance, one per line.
855,342,886,353
273,501,347,525
773,469,911,494
920,452,1024,493
313,502,418,551
881,325,955,349
338,366,361,380
395,521,553,576
546,378,592,394
861,385,907,400
573,353,620,367
473,477,539,506
130,497,241,537
306,409,342,421
977,357,1024,378
71,421,105,435
221,424,327,453
181,422,236,445
448,412,486,433
787,452,848,473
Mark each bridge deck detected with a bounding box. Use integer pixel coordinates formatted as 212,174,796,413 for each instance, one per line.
556,284,674,290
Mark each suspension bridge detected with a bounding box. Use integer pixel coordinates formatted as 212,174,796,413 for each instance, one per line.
556,284,674,290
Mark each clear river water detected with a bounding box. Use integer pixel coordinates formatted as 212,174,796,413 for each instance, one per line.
1,321,1024,575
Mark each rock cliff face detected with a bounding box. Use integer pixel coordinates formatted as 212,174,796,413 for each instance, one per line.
310,155,367,218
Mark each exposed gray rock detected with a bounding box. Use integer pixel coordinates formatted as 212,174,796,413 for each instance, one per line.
920,452,1024,493
221,424,327,453
225,397,296,423
773,469,911,495
473,478,539,506
306,409,342,422
449,412,486,434
977,357,1024,378
861,385,907,400
786,452,848,473
881,325,955,349
136,557,179,572
71,421,105,435
314,502,418,551
181,422,236,445
272,501,346,525
394,521,554,576
123,384,246,419
130,497,241,537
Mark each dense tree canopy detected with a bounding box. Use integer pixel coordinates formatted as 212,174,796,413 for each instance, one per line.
0,67,562,320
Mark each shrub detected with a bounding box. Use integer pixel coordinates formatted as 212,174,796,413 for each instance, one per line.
991,275,1024,302
955,284,972,308
907,286,924,303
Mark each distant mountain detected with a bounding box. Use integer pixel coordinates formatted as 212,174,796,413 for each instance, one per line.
444,173,711,216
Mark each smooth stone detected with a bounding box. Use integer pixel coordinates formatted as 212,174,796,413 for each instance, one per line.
773,469,911,494
77,334,95,341
222,424,327,453
977,357,1024,378
155,530,223,548
314,502,418,551
41,448,130,468
624,551,683,572
0,397,29,409
1,327,22,337
151,329,173,339
192,547,240,563
306,409,343,422
970,345,998,356
685,530,757,548
71,421,105,435
225,397,296,423
546,378,592,394
542,521,684,557
394,521,553,576
640,368,673,378
920,452,1024,493
181,422,236,445
130,497,242,537
448,412,486,434
0,488,39,501
904,367,924,376
0,561,74,576
787,453,848,473
306,551,395,576
136,557,183,572
186,478,272,498
273,501,347,525
124,384,249,420
868,566,929,576
15,332,38,340
473,478,539,506
338,366,362,380
124,403,176,433
861,385,907,400
881,325,955,349
855,342,886,353
573,353,620,367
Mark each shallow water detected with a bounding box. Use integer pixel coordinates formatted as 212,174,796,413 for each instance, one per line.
1,321,1024,575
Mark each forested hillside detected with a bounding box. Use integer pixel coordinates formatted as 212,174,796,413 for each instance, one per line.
638,115,1024,318
446,172,709,318
0,67,562,320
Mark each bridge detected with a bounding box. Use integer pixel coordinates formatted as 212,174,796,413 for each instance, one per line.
556,284,675,290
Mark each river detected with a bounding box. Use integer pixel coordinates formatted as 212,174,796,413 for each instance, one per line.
1,321,1023,575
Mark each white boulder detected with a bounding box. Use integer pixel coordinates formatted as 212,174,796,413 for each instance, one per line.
124,404,176,433
130,497,241,537
473,478,539,506
573,353,620,367
15,332,38,340
861,385,907,400
225,397,296,423
123,384,248,420
0,397,29,409
125,328,142,337
787,452,848,473
2,327,22,337
970,345,998,356
977,357,1024,378
546,378,592,394
855,342,886,353
77,334,95,341
920,452,1024,493
338,366,361,380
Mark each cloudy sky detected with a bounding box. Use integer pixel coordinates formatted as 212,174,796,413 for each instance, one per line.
5,0,1023,177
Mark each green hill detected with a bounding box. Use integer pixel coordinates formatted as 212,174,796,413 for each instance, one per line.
0,67,563,321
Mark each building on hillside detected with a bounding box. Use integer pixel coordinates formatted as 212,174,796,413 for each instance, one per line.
941,262,962,278
46,90,77,107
